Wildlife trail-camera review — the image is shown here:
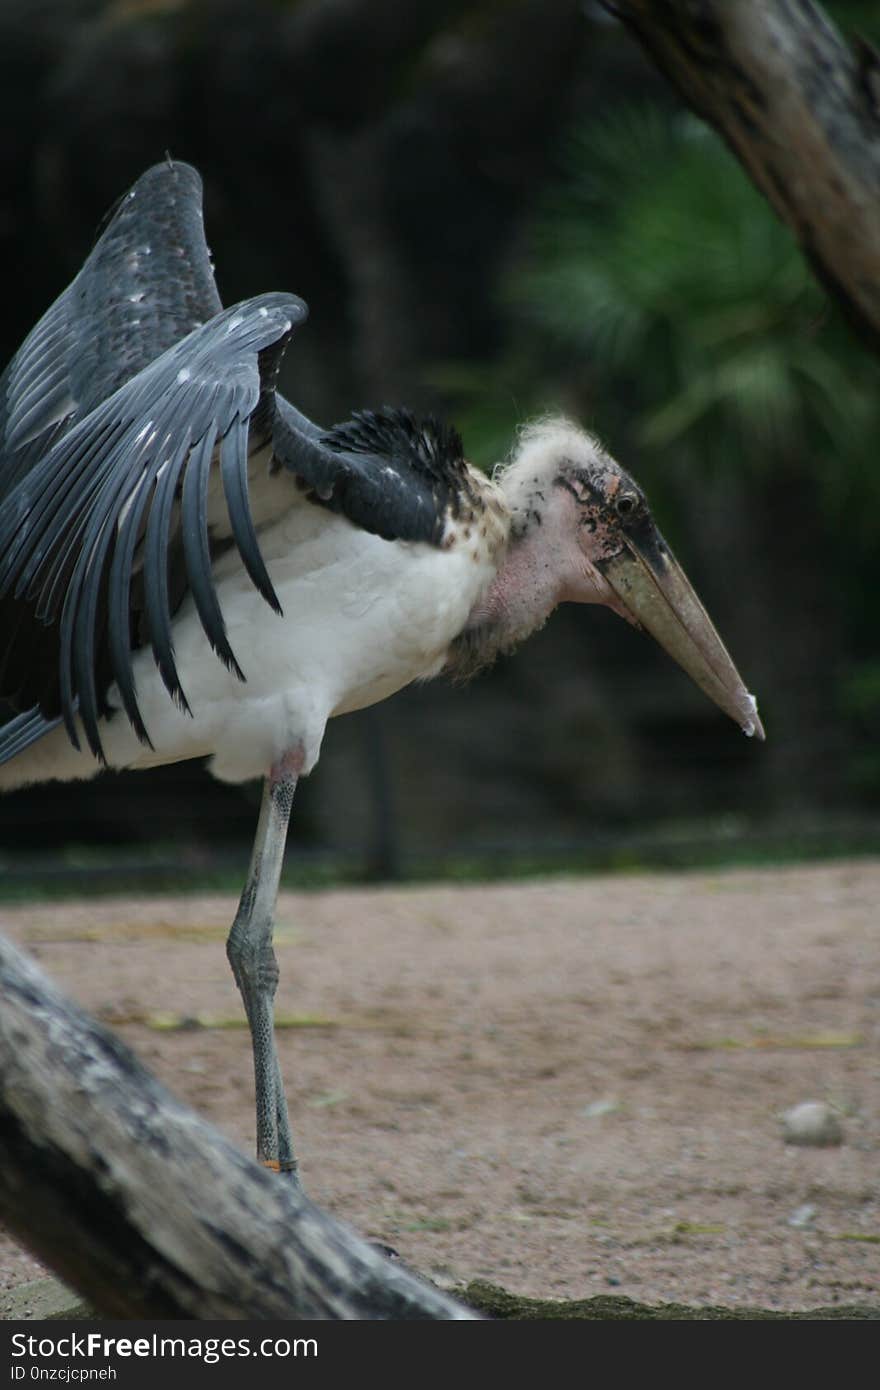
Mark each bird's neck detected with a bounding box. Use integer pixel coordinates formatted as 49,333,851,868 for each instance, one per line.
446,525,564,680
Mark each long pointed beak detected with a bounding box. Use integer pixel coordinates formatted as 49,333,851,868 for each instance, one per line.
597,525,765,741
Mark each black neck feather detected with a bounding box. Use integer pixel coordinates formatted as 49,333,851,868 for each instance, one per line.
323,408,465,482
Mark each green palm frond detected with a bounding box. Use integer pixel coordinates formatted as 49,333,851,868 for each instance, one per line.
434,101,880,540
506,105,880,512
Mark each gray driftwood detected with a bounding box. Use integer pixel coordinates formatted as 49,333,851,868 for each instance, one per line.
0,933,474,1320
608,0,880,343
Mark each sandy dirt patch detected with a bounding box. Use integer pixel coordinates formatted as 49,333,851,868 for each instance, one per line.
1,859,878,1314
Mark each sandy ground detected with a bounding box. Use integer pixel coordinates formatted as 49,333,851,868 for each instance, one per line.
0,859,878,1316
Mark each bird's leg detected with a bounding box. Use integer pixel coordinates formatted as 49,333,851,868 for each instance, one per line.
226,749,302,1179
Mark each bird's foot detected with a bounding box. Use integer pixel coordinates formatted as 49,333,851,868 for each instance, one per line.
260,1154,301,1187
260,1157,297,1173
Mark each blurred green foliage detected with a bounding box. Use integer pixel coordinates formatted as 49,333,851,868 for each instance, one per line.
519,112,874,484
827,0,880,41
452,107,880,517
434,101,880,795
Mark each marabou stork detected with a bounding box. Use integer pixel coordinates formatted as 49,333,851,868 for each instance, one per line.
0,161,763,1178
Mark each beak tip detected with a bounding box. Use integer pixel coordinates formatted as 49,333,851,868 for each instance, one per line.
739,693,766,742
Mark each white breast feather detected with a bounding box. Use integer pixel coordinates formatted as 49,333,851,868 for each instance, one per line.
0,489,506,789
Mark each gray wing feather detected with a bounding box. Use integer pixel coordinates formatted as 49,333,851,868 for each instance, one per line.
0,160,470,774
0,160,223,500
0,294,306,762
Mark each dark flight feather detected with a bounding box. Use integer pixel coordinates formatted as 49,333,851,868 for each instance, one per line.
0,160,477,771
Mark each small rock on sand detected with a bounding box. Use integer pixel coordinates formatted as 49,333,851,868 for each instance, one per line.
781,1101,843,1148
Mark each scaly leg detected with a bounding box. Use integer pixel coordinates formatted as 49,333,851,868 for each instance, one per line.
226,751,300,1178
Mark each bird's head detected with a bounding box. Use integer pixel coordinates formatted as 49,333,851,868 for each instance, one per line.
492,417,764,740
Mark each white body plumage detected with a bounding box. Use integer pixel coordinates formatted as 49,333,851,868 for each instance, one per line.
0,482,507,789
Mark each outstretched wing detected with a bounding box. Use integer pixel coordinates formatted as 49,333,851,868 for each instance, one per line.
0,160,223,502
0,293,306,762
0,160,483,776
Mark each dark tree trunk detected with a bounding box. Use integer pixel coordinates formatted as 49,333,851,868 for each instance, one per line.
608,0,880,346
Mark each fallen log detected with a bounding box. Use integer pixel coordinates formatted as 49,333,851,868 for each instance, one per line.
0,932,474,1320
9,1272,878,1323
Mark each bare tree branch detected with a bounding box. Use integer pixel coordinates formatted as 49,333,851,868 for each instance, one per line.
607,0,880,343
0,933,475,1320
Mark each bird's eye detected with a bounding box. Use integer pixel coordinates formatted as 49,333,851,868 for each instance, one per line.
615,493,638,518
